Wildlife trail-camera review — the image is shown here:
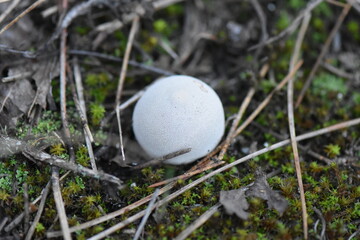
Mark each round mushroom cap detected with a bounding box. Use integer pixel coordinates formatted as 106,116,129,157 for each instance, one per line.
132,75,225,165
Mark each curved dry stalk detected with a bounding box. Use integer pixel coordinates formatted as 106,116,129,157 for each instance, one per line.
115,17,139,163
287,12,311,240
87,118,360,240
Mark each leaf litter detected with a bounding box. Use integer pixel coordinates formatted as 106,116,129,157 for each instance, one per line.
220,170,288,220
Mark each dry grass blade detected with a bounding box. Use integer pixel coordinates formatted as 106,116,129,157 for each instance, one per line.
25,181,51,240
0,0,47,35
71,59,97,171
133,189,160,240
218,87,256,160
115,16,139,163
287,12,311,240
295,3,352,107
51,167,72,240
87,118,360,239
0,0,20,24
174,203,221,240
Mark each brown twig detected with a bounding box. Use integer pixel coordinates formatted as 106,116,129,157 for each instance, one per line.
295,3,352,107
22,146,122,186
287,12,311,240
115,16,139,163
321,62,356,80
174,203,221,240
25,181,51,240
133,148,192,169
51,167,72,240
0,0,47,35
59,19,76,163
87,118,360,239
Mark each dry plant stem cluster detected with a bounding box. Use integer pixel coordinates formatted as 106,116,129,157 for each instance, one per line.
86,118,360,240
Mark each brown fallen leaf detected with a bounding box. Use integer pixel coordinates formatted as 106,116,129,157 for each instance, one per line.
220,170,288,220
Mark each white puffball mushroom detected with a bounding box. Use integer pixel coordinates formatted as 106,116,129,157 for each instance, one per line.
132,75,225,165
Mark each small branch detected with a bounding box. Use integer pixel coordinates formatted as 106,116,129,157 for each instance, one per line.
132,148,191,169
115,17,139,163
51,167,72,240
0,0,47,35
59,21,76,163
174,203,221,240
295,3,352,107
22,146,122,186
133,189,160,240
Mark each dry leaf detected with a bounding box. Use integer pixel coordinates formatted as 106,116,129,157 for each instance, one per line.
220,187,249,220
220,170,288,220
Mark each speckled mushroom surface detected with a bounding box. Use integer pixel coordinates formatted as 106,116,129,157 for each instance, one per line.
132,75,225,165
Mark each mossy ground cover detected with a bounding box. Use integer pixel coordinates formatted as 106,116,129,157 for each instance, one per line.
0,0,359,239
